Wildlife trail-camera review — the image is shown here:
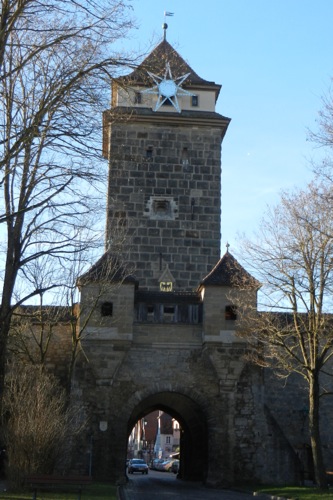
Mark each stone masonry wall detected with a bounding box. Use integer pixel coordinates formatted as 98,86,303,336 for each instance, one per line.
107,121,223,290
264,369,333,477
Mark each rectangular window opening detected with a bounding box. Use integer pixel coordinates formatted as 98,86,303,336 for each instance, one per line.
101,302,113,317
225,305,237,321
192,95,199,107
164,306,175,315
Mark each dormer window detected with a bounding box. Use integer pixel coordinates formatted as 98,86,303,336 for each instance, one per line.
225,305,237,321
162,97,173,107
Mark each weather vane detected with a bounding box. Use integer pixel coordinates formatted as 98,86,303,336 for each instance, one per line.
163,11,174,41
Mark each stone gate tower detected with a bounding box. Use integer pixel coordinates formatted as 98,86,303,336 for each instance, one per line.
102,34,230,290
76,29,303,487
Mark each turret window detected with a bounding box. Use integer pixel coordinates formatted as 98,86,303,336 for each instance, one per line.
101,302,113,317
225,305,237,321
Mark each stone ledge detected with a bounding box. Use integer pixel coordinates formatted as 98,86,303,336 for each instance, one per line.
82,327,133,341
203,330,241,344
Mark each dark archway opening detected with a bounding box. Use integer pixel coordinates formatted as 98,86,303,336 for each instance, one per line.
126,391,207,483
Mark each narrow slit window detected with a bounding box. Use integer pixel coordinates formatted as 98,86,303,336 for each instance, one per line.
146,147,153,158
181,147,189,165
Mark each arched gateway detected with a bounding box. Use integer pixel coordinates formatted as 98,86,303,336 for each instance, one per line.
73,30,303,486
127,391,207,481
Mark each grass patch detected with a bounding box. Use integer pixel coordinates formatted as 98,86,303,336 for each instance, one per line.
0,482,118,500
254,485,333,499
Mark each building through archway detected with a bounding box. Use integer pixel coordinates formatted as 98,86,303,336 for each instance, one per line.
127,392,207,481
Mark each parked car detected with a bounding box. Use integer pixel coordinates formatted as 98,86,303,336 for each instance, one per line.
150,458,164,470
127,458,149,474
171,459,179,474
157,459,174,472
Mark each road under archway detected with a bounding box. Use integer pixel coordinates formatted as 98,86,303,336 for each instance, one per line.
127,391,208,482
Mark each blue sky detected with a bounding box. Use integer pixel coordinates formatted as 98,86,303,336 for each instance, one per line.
127,0,333,254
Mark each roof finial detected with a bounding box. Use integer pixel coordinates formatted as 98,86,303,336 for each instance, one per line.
226,242,230,253
163,11,174,41
162,22,168,41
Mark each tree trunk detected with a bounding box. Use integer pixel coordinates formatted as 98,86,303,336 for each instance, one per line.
309,372,327,489
0,250,19,412
0,217,22,412
0,307,13,412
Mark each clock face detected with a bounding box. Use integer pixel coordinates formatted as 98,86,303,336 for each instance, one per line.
158,79,177,98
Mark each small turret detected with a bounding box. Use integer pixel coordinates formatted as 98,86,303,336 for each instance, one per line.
199,251,259,343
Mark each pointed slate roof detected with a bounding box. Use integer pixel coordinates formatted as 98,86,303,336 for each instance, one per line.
77,251,137,286
200,251,260,288
120,39,221,93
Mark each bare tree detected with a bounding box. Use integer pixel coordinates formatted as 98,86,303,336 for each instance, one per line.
234,182,333,489
0,0,138,408
1,361,86,486
8,220,134,396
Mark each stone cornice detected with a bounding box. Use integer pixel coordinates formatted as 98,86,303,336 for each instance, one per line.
104,107,231,130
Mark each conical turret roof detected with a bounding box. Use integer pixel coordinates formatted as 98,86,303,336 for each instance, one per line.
77,251,137,286
120,39,221,96
200,251,260,288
